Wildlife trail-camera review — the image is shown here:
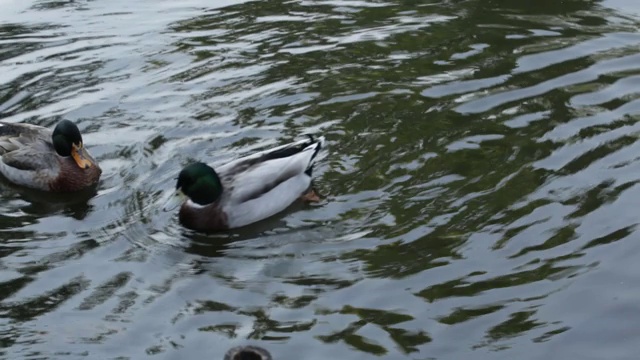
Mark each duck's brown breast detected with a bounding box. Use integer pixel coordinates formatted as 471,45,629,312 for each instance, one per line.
178,202,229,232
49,158,102,192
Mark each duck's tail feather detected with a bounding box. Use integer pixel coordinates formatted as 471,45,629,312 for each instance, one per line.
307,135,325,162
304,135,325,176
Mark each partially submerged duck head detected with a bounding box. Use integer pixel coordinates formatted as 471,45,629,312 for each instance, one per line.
224,345,272,360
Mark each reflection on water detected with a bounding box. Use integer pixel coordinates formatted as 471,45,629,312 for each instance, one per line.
1,0,640,359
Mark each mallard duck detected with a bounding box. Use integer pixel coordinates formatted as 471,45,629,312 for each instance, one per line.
163,135,325,232
225,345,272,360
0,120,101,192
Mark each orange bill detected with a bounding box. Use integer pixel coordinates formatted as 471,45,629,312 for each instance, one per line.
71,143,94,169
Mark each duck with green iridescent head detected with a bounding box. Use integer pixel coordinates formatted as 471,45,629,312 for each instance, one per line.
164,135,326,232
0,120,101,192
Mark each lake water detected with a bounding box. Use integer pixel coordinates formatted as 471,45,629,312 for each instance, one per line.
1,0,640,359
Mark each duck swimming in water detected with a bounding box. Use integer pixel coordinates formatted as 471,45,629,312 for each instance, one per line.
0,120,101,192
164,135,325,232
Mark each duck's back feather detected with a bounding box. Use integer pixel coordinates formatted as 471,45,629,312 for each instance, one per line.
218,136,324,174
219,137,323,199
0,148,59,189
0,123,59,189
0,122,51,153
217,136,325,228
224,170,312,228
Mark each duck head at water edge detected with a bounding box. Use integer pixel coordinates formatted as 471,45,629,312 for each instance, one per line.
224,345,272,360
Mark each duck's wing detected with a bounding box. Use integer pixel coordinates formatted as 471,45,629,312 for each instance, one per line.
0,122,51,154
0,146,60,190
1,147,58,171
219,136,325,228
0,122,55,171
218,136,325,203
219,136,324,174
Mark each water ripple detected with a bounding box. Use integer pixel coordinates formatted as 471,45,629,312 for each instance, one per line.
1,0,640,359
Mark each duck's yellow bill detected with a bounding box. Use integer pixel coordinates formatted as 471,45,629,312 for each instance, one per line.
71,144,94,169
163,189,186,212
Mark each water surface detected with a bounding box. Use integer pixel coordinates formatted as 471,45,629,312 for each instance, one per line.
1,0,640,359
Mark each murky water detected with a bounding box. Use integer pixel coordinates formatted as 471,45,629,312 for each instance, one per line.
1,0,640,359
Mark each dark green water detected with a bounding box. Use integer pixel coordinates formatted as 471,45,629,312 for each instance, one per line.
1,0,640,359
